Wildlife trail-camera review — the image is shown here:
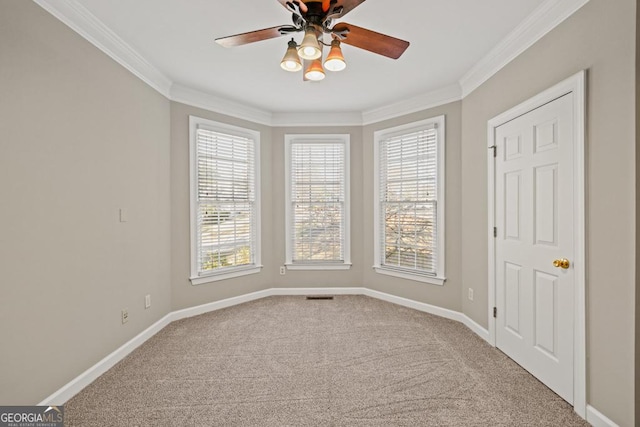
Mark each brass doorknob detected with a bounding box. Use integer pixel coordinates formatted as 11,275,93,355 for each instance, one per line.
553,258,570,269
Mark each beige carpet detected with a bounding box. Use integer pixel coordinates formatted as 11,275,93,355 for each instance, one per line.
65,295,589,426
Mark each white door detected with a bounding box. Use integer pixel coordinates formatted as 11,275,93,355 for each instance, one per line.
494,93,574,403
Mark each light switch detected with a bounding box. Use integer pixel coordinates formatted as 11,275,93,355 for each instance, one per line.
119,208,128,223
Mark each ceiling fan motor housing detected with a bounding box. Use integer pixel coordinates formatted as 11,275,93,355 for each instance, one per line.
304,1,327,23
291,0,334,35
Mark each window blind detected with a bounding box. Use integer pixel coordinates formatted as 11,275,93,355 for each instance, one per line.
379,125,438,275
196,127,256,274
290,141,345,263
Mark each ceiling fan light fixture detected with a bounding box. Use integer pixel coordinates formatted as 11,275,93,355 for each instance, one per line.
324,39,346,72
304,59,325,81
280,39,302,72
297,27,322,60
215,0,411,83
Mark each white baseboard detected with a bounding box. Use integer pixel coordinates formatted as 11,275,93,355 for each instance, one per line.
362,288,491,344
170,289,273,321
38,312,173,406
460,314,492,344
170,287,366,322
363,288,463,322
38,288,363,405
36,286,519,409
270,286,365,296
586,405,619,427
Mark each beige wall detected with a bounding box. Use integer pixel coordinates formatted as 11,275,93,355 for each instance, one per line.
170,102,273,310
362,103,463,312
0,1,172,405
460,0,636,425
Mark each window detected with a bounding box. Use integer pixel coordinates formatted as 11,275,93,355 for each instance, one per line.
373,116,445,285
285,134,351,270
189,116,261,284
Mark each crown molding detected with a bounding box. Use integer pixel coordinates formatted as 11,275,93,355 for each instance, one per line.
170,84,273,126
362,84,462,125
33,0,173,97
271,111,364,127
172,85,364,127
35,0,588,126
459,0,590,98
271,84,462,126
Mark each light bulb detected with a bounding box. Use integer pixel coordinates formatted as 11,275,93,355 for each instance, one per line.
283,60,300,71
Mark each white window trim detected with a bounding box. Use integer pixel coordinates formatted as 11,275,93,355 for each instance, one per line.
188,116,262,285
373,116,446,286
284,134,351,270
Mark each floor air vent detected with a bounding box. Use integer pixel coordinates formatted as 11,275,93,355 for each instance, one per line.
305,295,334,300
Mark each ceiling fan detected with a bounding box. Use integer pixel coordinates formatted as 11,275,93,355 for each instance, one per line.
214,0,410,81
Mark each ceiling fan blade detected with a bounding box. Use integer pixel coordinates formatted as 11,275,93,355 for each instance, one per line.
332,22,409,59
215,26,295,48
326,0,366,20
277,0,308,15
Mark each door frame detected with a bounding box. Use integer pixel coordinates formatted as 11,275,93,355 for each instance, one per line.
487,70,586,417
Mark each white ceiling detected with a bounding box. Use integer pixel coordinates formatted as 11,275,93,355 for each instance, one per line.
63,0,548,116
77,0,543,112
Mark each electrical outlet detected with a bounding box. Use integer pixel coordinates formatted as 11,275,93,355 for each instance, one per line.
279,266,286,275
145,294,151,309
468,288,474,301
121,309,129,324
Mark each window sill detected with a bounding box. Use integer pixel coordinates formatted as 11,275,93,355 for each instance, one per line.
190,265,262,285
286,263,352,271
373,266,445,286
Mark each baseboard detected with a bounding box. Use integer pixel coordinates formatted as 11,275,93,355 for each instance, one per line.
270,286,365,296
170,288,366,321
460,314,492,344
362,288,491,343
38,312,173,406
586,405,619,427
170,289,273,321
362,288,464,322
36,286,508,407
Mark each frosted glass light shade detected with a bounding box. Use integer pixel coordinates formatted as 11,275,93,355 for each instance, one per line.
324,39,346,72
280,39,302,72
304,59,325,81
297,28,322,60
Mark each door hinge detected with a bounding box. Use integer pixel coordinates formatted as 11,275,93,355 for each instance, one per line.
493,307,497,318
493,227,497,238
489,145,496,158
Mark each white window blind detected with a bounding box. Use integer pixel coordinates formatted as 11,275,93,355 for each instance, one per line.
190,117,260,282
375,117,445,283
285,135,350,268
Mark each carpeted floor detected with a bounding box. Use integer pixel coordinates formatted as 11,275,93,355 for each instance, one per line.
65,295,590,426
